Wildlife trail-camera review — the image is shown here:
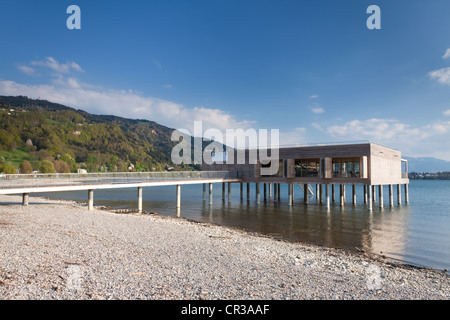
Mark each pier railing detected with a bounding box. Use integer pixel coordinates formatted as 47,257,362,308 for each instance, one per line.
0,171,239,189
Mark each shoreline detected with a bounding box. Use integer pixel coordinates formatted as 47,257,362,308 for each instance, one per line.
1,194,449,300
102,201,449,276
31,193,450,275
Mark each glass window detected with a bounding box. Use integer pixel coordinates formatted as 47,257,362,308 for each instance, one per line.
340,162,347,177
354,162,360,177
295,161,302,177
332,158,361,178
306,160,319,177
333,162,340,178
346,162,354,177
294,159,320,177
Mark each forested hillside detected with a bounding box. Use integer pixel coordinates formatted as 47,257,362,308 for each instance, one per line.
0,96,198,173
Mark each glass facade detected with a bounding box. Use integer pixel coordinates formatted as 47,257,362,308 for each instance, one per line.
295,159,320,177
332,158,361,178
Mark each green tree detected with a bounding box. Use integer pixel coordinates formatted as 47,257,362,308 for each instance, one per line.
0,130,12,150
39,160,56,173
2,164,16,174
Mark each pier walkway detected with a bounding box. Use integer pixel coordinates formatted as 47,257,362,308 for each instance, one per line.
1,171,409,213
0,171,240,213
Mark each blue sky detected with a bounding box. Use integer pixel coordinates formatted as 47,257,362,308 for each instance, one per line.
1,1,450,159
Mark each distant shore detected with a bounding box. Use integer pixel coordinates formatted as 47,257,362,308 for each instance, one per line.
0,194,449,300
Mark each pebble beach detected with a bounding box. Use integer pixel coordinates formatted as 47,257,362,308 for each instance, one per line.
0,194,449,300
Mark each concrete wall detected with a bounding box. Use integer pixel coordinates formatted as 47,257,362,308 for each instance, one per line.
369,144,405,185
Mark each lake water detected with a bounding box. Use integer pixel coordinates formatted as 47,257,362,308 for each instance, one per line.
34,180,450,272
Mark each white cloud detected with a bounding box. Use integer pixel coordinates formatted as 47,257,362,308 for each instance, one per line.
429,67,450,85
324,118,426,142
30,57,84,74
443,109,450,116
310,107,325,114
17,65,36,76
8,57,255,133
443,48,450,59
424,120,450,135
279,127,307,147
311,122,323,130
310,94,319,99
313,117,450,159
0,78,254,134
8,57,261,138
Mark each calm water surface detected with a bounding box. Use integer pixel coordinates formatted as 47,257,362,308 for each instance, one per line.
34,180,450,272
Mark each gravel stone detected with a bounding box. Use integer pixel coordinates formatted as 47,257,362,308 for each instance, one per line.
1,194,449,300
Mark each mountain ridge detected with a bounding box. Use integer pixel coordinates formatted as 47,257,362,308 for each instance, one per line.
403,156,450,173
0,95,196,173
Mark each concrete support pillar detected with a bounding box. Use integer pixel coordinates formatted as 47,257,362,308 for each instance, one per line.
277,184,281,200
372,185,376,203
222,183,226,201
209,183,213,205
404,184,409,204
340,184,345,207
247,183,250,201
88,189,94,211
397,184,401,206
352,184,356,205
364,185,367,203
389,185,394,207
368,185,373,211
176,184,181,209
319,184,323,204
325,184,330,209
203,184,206,201
379,185,384,209
292,183,294,201
269,183,272,199
22,193,29,206
332,185,335,202
176,185,181,216
315,184,319,200
304,184,309,205
138,187,143,213
288,184,293,206
240,183,243,200
228,182,231,202
273,183,278,201
256,183,260,203
264,183,267,201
